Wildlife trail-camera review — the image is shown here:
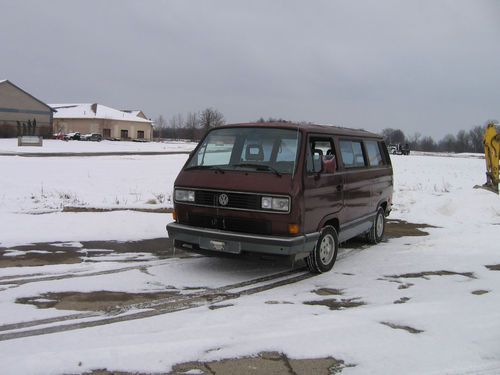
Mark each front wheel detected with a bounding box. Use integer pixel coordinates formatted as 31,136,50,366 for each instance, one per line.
366,207,385,244
306,226,339,274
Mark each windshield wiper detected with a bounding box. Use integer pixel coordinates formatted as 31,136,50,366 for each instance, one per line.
184,165,225,174
231,163,282,177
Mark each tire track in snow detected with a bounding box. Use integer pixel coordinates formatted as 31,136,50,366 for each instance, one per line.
0,268,313,342
0,258,183,287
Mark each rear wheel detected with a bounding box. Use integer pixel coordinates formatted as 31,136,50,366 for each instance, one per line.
306,226,339,274
366,207,385,244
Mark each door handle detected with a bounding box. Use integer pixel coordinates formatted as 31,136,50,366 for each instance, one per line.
336,184,343,192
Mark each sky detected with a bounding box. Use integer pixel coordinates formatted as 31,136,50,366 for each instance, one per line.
1,0,499,140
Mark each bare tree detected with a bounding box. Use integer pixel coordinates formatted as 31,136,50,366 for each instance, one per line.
381,128,405,144
419,136,436,151
154,115,167,139
454,130,470,153
169,114,184,140
200,108,225,132
468,125,484,153
407,132,421,150
438,134,456,152
185,111,200,140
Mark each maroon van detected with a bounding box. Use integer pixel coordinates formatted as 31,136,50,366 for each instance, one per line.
167,122,393,273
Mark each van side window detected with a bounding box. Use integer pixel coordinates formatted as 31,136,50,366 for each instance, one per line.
340,140,366,168
365,140,384,166
306,138,336,173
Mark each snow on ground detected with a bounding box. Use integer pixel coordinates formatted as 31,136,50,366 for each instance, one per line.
0,154,188,215
1,152,500,374
0,138,196,154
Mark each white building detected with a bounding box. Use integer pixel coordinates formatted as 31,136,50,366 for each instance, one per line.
51,103,153,140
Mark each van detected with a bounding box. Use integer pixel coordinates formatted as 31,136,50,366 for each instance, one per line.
167,122,393,273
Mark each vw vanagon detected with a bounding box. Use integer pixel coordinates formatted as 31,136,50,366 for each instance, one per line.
167,122,393,273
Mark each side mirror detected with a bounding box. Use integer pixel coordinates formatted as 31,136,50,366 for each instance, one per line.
313,150,323,173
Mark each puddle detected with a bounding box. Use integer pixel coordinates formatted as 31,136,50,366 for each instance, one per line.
208,303,234,310
0,238,190,267
312,288,344,296
265,300,294,305
169,351,355,375
398,283,414,290
385,219,436,238
471,290,490,295
380,321,424,334
16,290,180,312
485,264,500,271
387,270,476,280
394,297,410,304
303,298,365,310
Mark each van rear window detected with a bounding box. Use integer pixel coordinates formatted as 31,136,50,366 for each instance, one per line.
340,140,366,168
365,140,384,166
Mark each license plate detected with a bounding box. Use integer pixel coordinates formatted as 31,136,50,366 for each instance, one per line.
210,240,226,251
200,238,241,254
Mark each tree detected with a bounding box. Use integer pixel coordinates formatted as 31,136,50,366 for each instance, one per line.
454,130,470,153
407,132,421,150
468,125,484,153
200,108,225,132
381,128,405,144
169,114,184,140
438,134,456,152
154,115,167,139
185,111,200,140
419,136,436,151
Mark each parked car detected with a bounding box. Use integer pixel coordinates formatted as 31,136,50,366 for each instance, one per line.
167,122,393,274
52,132,65,140
63,132,81,140
81,133,102,142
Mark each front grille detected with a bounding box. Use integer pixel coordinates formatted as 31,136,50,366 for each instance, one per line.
194,190,261,210
182,214,271,235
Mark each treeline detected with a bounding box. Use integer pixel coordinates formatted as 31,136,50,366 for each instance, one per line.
381,122,498,153
154,110,496,154
153,107,225,141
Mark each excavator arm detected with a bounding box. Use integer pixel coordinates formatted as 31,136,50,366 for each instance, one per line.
477,122,500,194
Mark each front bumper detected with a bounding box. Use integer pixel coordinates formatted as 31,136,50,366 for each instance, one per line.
166,222,318,259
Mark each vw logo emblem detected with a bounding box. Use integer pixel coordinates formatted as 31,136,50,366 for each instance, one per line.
218,193,229,206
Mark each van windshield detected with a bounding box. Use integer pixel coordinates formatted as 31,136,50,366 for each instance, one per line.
186,127,301,175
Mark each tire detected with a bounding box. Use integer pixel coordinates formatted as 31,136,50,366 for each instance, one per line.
306,226,339,274
366,207,385,244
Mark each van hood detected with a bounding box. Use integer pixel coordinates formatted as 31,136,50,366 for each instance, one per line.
175,169,294,195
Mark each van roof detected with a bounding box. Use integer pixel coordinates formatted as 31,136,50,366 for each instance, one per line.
218,122,382,139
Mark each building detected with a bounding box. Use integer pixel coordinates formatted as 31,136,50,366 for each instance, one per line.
0,80,54,138
51,103,153,140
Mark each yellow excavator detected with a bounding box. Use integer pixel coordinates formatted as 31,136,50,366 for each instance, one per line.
475,122,500,194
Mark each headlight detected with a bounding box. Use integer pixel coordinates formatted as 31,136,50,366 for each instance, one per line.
175,189,195,202
261,196,289,212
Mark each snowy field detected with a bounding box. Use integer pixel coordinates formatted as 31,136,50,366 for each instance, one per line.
1,147,500,375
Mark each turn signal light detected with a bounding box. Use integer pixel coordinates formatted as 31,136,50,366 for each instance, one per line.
288,224,300,235
172,210,177,222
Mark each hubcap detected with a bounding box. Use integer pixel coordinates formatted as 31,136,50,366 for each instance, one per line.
376,212,384,238
319,234,335,265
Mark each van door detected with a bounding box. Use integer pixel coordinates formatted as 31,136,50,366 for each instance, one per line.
337,139,373,240
303,136,344,234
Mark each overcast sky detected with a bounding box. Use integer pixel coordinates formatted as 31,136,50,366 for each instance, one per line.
1,0,499,139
